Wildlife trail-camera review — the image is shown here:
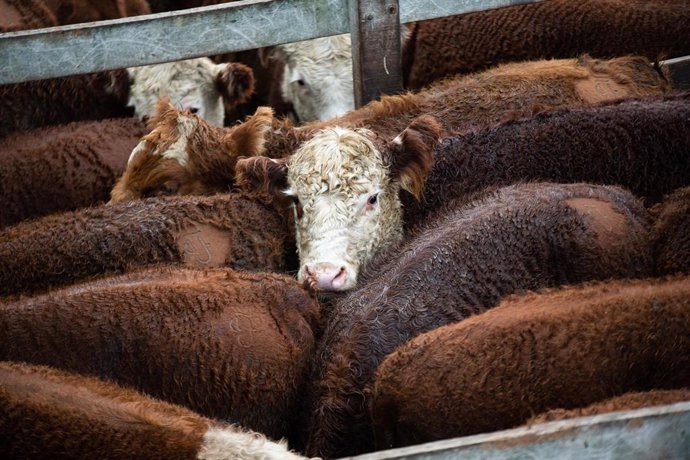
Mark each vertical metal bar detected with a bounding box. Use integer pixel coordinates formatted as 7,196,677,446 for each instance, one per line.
349,0,403,108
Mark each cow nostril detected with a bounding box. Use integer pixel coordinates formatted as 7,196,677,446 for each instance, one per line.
330,266,349,289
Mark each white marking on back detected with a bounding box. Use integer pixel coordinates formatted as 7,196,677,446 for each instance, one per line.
198,427,309,460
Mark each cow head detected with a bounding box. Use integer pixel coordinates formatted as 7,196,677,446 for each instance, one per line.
273,35,354,123
236,115,441,291
127,58,255,126
273,28,412,122
109,102,272,203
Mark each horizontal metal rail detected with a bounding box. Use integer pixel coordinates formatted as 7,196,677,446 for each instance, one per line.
342,401,690,460
0,0,542,84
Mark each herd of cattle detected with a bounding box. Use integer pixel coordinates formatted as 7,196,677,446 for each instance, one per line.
2,0,690,459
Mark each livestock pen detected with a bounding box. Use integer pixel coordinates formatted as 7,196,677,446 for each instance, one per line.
1,0,690,459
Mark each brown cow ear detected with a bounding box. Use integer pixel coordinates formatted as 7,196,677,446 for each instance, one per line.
226,106,274,157
389,115,441,200
235,156,288,200
215,62,256,107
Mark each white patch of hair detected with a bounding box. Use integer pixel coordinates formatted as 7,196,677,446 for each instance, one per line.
157,114,196,166
197,426,309,460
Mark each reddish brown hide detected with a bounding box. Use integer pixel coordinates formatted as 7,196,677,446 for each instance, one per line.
0,267,320,442
371,276,690,449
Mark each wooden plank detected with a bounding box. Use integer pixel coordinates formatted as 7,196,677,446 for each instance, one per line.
341,401,690,460
664,55,690,90
349,0,403,107
0,0,544,85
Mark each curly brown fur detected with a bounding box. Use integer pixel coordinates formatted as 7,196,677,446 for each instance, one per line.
0,193,290,296
0,361,209,459
302,182,653,457
405,0,690,89
371,276,690,448
244,55,670,165
110,102,274,202
527,388,690,425
0,361,311,459
401,92,690,228
0,70,132,139
650,186,690,276
0,117,148,227
0,0,57,31
0,267,320,442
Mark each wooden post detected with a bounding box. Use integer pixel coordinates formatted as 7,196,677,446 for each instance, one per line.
349,0,403,108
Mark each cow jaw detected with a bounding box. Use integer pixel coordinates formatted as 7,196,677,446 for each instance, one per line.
287,127,403,291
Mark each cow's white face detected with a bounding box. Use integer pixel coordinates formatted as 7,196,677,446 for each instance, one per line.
127,58,232,126
234,115,441,291
286,127,402,290
277,35,355,122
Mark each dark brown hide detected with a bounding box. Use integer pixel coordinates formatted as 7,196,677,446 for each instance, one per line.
0,267,320,441
0,118,148,227
404,0,690,89
0,193,290,296
302,182,653,457
401,92,690,228
371,276,690,448
0,361,209,460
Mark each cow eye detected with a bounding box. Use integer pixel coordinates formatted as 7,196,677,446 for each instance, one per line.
290,195,300,206
367,194,378,206
296,79,306,87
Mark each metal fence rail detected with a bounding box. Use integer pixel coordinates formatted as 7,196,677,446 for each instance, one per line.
343,401,690,460
0,0,542,85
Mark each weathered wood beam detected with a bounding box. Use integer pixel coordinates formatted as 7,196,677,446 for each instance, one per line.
349,0,403,107
0,0,544,85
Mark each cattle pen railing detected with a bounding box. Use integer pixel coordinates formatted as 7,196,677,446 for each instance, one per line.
2,0,690,458
2,0,541,107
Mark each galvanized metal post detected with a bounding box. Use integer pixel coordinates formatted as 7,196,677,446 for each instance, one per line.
348,0,403,108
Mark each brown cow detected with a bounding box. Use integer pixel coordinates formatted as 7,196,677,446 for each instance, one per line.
301,182,652,457
0,361,311,459
0,117,148,227
371,275,690,449
109,102,273,203
399,91,690,227
237,56,669,291
0,267,320,442
0,193,291,296
404,0,690,89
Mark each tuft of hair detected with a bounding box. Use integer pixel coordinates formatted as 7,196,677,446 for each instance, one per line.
388,115,441,200
215,62,256,106
235,156,288,201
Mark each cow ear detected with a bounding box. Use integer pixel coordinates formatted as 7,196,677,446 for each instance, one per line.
225,106,274,159
215,62,256,107
147,98,179,130
235,156,289,200
388,115,441,200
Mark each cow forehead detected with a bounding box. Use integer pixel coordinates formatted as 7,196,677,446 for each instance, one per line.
131,59,216,95
287,127,387,197
281,35,351,63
